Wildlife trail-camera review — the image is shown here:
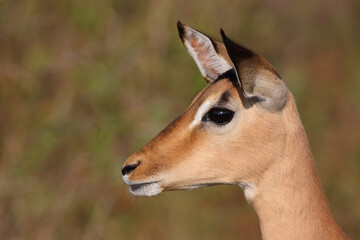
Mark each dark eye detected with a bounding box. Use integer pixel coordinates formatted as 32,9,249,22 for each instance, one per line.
204,108,235,125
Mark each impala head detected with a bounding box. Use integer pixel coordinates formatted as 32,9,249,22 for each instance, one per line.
122,21,288,199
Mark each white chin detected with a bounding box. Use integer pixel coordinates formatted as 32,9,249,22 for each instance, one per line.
129,182,162,196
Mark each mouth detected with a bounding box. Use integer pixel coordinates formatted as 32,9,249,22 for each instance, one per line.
127,181,163,196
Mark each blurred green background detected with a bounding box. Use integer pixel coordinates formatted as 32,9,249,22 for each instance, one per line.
0,0,359,239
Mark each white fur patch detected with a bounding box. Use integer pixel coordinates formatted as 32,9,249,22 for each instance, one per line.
189,100,211,129
129,182,162,197
184,28,232,81
123,175,162,196
238,182,258,202
122,175,131,185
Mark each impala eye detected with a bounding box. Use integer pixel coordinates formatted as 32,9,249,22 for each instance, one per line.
204,108,235,125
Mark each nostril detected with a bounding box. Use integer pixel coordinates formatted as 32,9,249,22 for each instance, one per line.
122,160,141,176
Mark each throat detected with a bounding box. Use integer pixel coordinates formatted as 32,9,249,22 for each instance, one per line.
238,181,258,202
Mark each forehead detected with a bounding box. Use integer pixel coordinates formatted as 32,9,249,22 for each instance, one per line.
190,78,239,108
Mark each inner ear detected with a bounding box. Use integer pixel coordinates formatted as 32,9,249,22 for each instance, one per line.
177,21,232,83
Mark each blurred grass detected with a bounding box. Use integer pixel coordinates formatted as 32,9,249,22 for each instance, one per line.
0,0,359,239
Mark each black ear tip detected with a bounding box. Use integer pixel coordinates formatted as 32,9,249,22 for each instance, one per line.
177,20,183,27
220,28,228,40
177,21,185,41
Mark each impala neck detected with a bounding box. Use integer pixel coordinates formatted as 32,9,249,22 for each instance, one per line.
251,98,348,240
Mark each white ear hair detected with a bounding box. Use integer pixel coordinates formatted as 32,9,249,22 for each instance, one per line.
178,22,232,82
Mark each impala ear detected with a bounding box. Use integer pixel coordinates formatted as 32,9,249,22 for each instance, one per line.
177,21,233,83
220,29,287,112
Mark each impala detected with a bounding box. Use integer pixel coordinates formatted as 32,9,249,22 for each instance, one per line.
122,21,350,239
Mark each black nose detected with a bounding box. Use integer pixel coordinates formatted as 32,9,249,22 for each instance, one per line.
122,161,141,176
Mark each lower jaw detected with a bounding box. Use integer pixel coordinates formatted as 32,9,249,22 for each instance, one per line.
129,182,162,196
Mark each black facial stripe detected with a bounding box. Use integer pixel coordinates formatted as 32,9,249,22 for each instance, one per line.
218,91,231,106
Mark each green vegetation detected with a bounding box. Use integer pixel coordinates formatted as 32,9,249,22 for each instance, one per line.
0,0,359,239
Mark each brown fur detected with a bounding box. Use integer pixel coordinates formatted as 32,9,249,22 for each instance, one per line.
123,23,350,239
